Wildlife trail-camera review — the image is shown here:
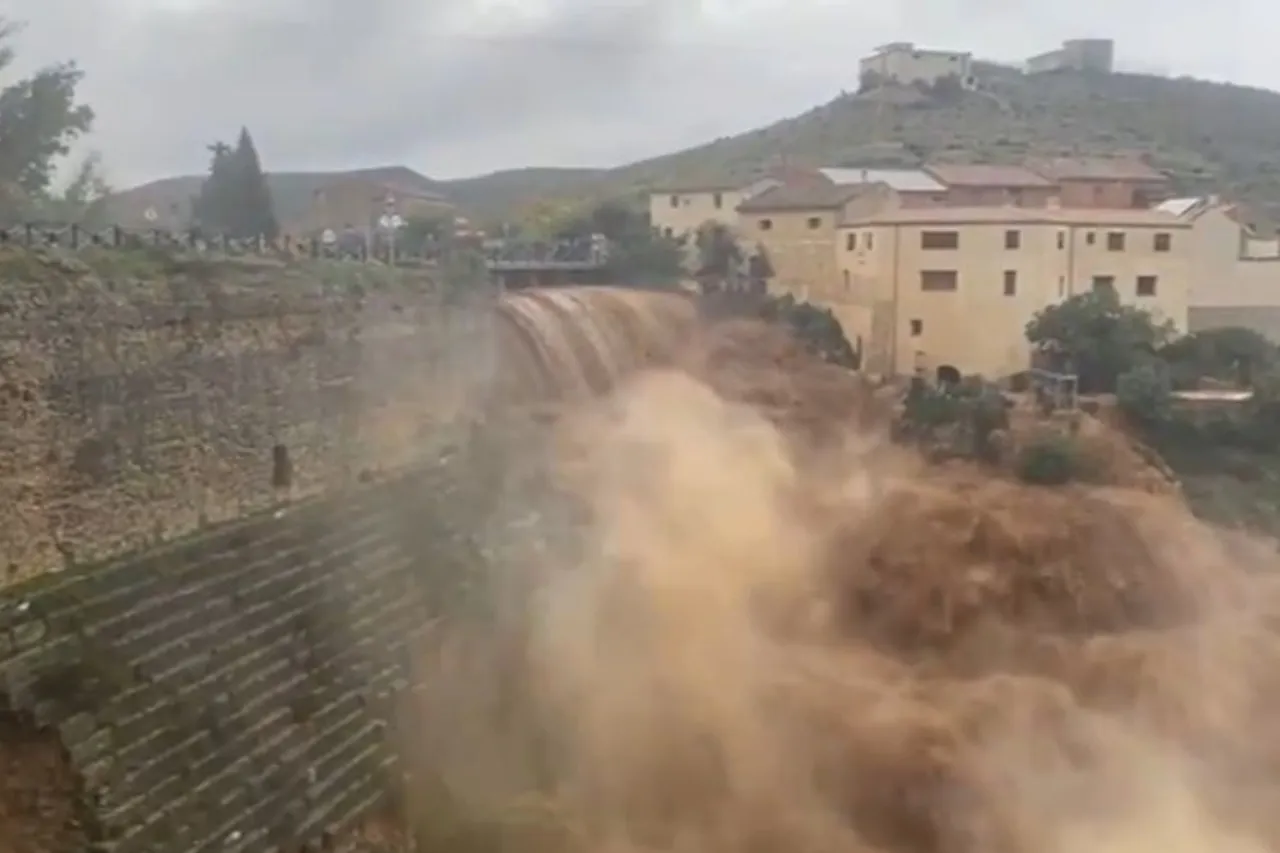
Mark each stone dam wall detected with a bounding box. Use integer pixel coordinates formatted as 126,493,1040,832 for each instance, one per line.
0,456,482,852
0,253,492,581
0,252,520,851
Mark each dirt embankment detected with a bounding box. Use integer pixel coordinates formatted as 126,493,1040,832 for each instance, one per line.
402,315,1280,853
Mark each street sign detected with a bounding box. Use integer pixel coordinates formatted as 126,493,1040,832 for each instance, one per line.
377,214,404,230
143,207,157,222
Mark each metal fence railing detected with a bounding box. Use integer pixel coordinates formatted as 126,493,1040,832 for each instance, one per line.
0,222,613,270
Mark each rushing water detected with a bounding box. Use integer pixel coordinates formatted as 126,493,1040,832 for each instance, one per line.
492,287,697,403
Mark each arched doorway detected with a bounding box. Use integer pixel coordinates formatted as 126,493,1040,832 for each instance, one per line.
936,364,961,386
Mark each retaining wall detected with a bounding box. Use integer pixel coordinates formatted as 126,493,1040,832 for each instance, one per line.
0,453,479,853
0,254,493,580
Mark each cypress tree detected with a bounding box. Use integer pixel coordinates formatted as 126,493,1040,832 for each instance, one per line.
193,141,234,233
192,129,278,239
230,127,278,240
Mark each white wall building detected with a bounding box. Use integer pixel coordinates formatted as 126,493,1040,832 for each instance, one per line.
859,42,975,89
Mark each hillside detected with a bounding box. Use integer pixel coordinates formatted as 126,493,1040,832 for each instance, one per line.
439,64,1280,218
104,165,445,230
106,65,1280,227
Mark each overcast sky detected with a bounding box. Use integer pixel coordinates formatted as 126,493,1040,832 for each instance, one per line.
3,0,1270,189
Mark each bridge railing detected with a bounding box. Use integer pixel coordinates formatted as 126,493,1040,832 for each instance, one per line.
0,222,612,270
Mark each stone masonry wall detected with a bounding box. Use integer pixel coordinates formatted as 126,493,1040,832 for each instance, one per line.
0,451,481,853
0,251,494,582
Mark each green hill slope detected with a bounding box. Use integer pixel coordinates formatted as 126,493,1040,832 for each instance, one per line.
104,166,445,230
458,64,1280,216
109,66,1280,226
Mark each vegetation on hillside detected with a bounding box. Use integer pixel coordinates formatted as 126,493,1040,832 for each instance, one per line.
543,199,684,286
421,65,1280,221
888,288,1280,533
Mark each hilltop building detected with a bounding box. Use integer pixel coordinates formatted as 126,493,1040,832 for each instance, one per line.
859,42,976,89
1025,39,1115,74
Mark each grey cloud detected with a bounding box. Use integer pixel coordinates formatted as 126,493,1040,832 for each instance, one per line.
5,0,1280,187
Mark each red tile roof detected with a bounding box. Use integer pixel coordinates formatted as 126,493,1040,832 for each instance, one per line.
1026,156,1168,182
924,163,1055,188
736,183,868,212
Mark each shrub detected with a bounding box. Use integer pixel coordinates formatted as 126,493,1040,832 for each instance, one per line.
1116,362,1173,426
1016,434,1079,486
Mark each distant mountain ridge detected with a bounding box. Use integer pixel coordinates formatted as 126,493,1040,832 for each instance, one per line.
105,166,448,230
109,64,1280,227
106,164,605,230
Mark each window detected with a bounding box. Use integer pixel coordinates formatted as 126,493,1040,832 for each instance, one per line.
1057,231,1066,249
920,270,958,291
1004,229,1021,249
662,227,673,238
921,230,959,249
1058,276,1066,298
1106,231,1125,251
1154,232,1172,252
806,216,822,229
866,233,874,249
1136,275,1158,296
669,194,679,208
1092,275,1115,292
846,232,857,251
713,192,723,209
1086,231,1096,245
759,218,773,231
843,270,851,293
1003,270,1017,296
910,319,923,336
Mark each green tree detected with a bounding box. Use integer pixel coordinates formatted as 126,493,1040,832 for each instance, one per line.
551,198,683,286
400,212,455,255
0,18,95,210
758,293,859,369
604,228,682,286
229,127,277,240
694,220,742,288
1159,326,1278,388
1116,361,1174,426
192,128,278,239
552,198,637,242
192,141,234,232
27,149,111,225
1025,287,1175,394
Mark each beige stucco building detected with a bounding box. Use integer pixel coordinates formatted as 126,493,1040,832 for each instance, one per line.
924,163,1058,208
1026,156,1170,209
832,207,1190,379
1161,197,1280,339
859,42,976,88
648,178,779,240
736,183,881,303
1025,39,1115,74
